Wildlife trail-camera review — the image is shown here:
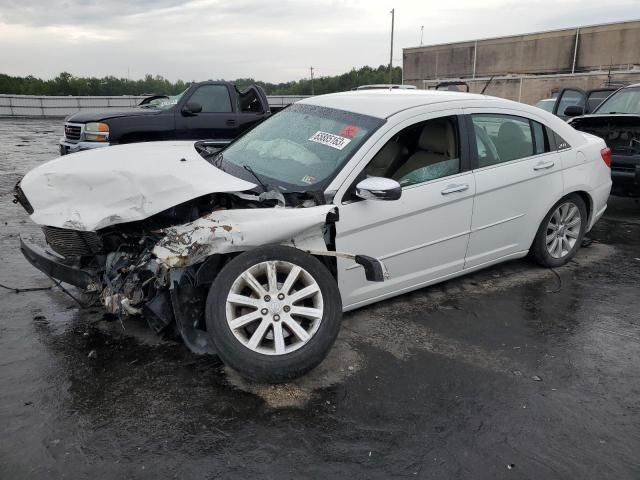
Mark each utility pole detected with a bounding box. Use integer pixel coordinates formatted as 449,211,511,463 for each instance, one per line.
310,66,315,95
389,8,395,85
420,25,424,46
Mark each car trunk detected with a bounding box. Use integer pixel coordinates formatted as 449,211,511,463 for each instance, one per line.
570,115,640,156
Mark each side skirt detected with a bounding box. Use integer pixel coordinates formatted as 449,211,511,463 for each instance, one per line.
342,250,530,312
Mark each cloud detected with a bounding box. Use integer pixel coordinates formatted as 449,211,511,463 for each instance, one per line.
0,0,637,83
0,0,187,25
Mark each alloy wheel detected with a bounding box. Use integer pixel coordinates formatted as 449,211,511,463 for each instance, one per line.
225,260,324,355
545,201,582,259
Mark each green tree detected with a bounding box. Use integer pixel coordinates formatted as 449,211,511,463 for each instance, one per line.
0,65,404,97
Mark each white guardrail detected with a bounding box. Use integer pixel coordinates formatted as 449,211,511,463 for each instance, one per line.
0,94,308,117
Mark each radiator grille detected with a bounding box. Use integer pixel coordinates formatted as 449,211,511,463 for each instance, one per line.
64,124,82,141
42,226,102,257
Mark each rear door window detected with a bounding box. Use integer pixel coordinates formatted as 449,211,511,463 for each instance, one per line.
471,114,535,167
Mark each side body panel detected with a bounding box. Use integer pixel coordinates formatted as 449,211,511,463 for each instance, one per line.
108,111,176,143
463,107,564,268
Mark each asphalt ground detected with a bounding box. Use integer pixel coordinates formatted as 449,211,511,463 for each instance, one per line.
0,117,639,479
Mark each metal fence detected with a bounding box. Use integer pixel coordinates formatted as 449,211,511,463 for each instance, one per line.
0,94,309,117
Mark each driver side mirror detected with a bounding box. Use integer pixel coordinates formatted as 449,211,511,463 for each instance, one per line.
355,177,402,201
182,101,202,116
563,105,584,117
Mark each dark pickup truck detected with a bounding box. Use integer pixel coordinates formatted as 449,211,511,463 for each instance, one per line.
563,84,640,197
59,81,270,155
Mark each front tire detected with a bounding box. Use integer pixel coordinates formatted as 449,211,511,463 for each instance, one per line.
205,245,342,383
530,194,587,268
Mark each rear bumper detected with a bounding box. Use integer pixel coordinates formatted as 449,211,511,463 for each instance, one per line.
20,235,98,289
59,138,110,155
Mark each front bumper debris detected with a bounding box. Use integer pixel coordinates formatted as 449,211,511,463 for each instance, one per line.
59,138,110,155
20,235,98,289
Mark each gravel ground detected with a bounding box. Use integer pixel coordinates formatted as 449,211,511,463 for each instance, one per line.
1,117,639,479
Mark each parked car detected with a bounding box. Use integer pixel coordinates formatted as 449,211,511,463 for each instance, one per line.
537,87,617,120
534,98,556,113
564,83,640,196
59,81,270,155
16,90,611,382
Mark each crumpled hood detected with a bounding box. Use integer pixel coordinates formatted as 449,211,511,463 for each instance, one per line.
20,141,256,231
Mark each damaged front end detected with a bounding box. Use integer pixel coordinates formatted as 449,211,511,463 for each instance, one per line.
18,187,344,355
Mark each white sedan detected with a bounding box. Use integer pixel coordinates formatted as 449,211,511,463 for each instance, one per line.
16,90,612,382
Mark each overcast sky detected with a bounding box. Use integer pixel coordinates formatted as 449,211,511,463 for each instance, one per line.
0,0,637,83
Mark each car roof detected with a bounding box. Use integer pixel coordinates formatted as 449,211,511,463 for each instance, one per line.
299,89,494,119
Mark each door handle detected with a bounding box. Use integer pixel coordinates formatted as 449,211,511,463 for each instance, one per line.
226,119,236,126
441,184,469,195
533,161,555,171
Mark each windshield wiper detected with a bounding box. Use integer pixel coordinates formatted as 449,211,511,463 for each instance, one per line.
243,165,268,192
213,152,224,168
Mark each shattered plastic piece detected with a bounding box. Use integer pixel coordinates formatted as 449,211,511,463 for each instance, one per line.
102,292,142,316
532,375,543,381
87,350,98,359
153,206,336,268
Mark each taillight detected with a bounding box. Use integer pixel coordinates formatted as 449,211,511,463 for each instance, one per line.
600,147,611,168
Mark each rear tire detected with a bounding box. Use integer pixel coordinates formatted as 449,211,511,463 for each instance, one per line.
205,245,342,383
530,194,587,268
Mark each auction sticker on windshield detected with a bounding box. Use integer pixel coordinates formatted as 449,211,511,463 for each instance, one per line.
309,131,351,150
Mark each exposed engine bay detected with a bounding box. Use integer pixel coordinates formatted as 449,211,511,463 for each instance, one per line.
18,187,341,355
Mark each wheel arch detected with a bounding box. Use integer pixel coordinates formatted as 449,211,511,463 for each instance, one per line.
528,189,592,251
566,189,594,227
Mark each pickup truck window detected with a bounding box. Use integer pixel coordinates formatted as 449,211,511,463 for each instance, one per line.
140,89,187,110
189,85,233,113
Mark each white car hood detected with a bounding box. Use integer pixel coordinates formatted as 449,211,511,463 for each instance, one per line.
20,141,256,231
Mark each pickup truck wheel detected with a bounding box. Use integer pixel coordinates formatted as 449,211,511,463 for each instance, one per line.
205,245,342,383
530,193,587,268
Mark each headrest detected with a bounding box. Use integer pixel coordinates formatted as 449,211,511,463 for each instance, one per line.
497,121,526,143
418,119,455,156
370,141,403,168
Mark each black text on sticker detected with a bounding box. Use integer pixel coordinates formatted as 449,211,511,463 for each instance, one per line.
309,131,351,150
